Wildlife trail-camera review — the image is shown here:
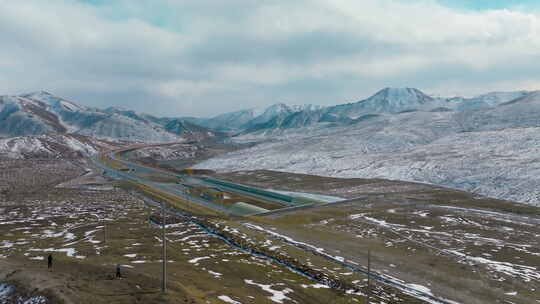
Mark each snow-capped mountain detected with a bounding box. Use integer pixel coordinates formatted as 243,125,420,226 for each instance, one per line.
2,88,532,141
238,103,326,133
0,91,216,143
19,91,106,133
75,113,182,142
3,87,540,206
227,88,533,135
185,108,265,132
451,91,530,111
241,103,294,128
326,88,435,118
164,119,223,141
195,90,540,206
184,103,326,133
0,94,68,136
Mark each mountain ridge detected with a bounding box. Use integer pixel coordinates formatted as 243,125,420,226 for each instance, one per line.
220,88,533,136
1,88,535,141
0,92,220,143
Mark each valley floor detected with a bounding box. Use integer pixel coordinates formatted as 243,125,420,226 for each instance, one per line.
1,158,539,304
211,170,540,304
0,159,397,303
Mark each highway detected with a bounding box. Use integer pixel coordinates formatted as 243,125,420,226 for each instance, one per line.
111,151,302,206
90,149,306,216
90,148,455,304
90,154,232,214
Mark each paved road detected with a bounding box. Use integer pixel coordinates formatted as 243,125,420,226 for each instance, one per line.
110,151,298,205
95,151,306,214
90,155,232,214
91,151,455,304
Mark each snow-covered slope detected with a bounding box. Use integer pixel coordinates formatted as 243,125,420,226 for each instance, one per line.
0,91,196,143
194,108,264,131
124,143,203,161
4,88,528,141
0,134,118,159
239,104,327,135
451,91,530,111
242,103,293,127
76,114,183,143
164,119,222,141
195,94,540,206
326,88,435,118
0,95,67,136
230,88,531,135
188,103,325,132
20,91,106,133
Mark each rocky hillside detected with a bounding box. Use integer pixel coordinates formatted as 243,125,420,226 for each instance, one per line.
195,90,540,206
0,92,219,142
186,88,531,135
0,133,120,159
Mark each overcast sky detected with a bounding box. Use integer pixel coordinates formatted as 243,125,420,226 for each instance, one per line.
1,0,539,117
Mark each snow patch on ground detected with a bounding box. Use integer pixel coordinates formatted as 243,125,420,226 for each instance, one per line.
244,279,293,304
188,256,210,264
218,295,242,303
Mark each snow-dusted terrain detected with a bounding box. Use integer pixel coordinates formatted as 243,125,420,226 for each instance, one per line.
3,87,540,205
0,91,216,143
124,143,202,161
0,134,118,159
196,90,540,206
191,88,531,135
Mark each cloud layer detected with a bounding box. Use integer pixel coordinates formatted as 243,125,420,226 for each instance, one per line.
1,0,539,116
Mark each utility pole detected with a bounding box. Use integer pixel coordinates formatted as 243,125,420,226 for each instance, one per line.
161,201,167,293
103,224,106,244
367,250,371,304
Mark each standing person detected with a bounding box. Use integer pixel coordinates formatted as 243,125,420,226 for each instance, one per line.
47,254,53,271
116,264,122,278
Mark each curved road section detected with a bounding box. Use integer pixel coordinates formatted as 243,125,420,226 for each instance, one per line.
90,148,458,304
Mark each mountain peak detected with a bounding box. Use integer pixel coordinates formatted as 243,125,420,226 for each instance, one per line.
357,87,433,112
262,103,291,114
39,90,54,96
21,90,56,99
376,87,426,98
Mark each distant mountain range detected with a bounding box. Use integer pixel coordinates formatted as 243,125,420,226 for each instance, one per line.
1,88,532,142
181,87,531,136
2,88,540,205
0,91,221,142
195,89,540,206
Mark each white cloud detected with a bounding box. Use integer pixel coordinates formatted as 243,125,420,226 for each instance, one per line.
0,0,539,116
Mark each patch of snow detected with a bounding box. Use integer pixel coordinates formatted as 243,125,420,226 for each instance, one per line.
218,295,242,304
301,283,330,289
29,256,44,260
208,270,222,278
188,256,210,264
406,284,433,296
244,280,293,304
